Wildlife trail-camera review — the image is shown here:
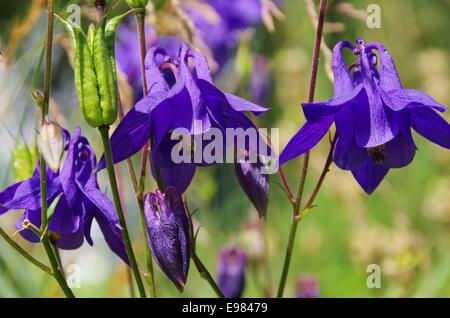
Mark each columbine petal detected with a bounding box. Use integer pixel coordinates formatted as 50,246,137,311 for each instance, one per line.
279,115,334,165
355,92,398,147
381,113,416,168
410,107,450,149
332,41,357,101
48,195,81,234
351,158,389,194
333,105,366,169
367,42,402,91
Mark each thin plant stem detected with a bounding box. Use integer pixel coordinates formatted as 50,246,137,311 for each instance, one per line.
115,163,136,298
277,0,328,298
99,125,147,298
116,76,138,299
133,9,158,297
0,226,53,276
41,237,75,297
184,200,224,298
38,0,75,298
192,253,225,298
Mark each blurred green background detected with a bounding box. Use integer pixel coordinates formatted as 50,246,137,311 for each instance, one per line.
0,0,449,297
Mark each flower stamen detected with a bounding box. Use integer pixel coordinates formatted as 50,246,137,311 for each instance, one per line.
367,145,385,164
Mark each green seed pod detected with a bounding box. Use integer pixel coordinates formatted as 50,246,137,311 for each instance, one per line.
93,18,117,126
56,12,133,128
126,0,148,9
56,15,102,127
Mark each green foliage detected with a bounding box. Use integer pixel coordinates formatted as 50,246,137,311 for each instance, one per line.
12,143,37,182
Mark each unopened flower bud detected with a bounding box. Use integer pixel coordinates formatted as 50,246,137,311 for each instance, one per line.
38,119,65,172
234,160,269,218
144,187,190,291
217,247,247,298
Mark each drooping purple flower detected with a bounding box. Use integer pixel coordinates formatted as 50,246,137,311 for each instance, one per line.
217,247,247,298
297,275,320,298
234,159,269,218
280,39,450,194
0,127,129,263
143,187,190,291
97,43,268,194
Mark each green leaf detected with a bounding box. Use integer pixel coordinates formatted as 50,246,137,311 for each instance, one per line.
12,143,38,182
40,193,64,239
47,193,63,224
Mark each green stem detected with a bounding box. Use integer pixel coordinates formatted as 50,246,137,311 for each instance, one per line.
0,226,53,276
37,0,75,298
184,201,224,297
276,0,328,298
133,9,159,297
137,199,157,297
99,125,147,298
42,237,75,297
276,216,299,298
192,254,225,298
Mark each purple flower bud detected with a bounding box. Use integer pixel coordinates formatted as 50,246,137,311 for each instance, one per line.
297,275,320,298
37,119,65,172
144,187,190,291
217,247,247,298
234,160,269,218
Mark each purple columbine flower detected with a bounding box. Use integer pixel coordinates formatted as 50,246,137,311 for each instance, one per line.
217,247,247,298
297,275,320,298
97,43,268,194
115,18,182,101
0,127,128,263
188,0,264,68
280,39,450,193
144,187,190,291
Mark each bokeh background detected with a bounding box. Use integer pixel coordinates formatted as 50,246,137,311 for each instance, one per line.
0,0,449,297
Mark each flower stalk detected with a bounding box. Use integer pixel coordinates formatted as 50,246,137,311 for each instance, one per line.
99,125,147,298
0,226,53,276
133,6,158,297
276,0,328,298
184,200,224,298
39,0,74,298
